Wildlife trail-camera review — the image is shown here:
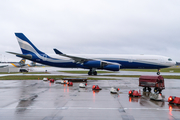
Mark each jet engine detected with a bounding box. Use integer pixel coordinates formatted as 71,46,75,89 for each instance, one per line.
103,64,120,71
83,61,101,68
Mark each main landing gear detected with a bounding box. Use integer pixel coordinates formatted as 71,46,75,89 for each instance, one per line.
88,68,97,75
157,69,160,75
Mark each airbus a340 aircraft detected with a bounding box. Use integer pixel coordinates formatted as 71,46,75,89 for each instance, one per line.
0,58,26,68
7,33,178,75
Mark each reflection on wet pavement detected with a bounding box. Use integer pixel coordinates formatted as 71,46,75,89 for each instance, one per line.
0,78,179,119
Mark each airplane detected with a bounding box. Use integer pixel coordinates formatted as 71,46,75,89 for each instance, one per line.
27,61,43,67
0,58,26,68
7,33,178,75
27,61,36,67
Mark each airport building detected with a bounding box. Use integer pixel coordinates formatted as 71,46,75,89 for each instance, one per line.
0,68,19,72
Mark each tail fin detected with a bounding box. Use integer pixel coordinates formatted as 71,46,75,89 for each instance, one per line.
19,58,26,66
10,58,26,67
15,33,45,55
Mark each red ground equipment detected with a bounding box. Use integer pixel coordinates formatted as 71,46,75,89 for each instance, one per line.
168,96,180,105
128,90,141,97
139,75,165,93
67,82,73,86
50,79,55,83
92,85,101,90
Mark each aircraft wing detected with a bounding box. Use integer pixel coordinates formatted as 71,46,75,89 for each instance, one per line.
54,49,93,63
53,48,121,66
0,65,9,68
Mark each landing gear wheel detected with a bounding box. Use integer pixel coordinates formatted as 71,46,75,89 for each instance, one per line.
88,70,97,75
88,71,92,75
157,69,160,75
88,68,97,76
93,71,97,75
157,72,160,75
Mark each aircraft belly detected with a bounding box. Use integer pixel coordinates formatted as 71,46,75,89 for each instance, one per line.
105,60,169,69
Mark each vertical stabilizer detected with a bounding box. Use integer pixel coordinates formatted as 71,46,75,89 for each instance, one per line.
15,33,45,55
19,58,26,66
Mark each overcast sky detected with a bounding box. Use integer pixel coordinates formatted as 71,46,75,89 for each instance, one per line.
0,0,180,62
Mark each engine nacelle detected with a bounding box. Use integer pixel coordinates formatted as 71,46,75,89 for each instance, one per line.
83,61,101,68
103,64,120,71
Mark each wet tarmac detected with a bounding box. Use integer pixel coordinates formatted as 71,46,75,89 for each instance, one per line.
0,78,180,120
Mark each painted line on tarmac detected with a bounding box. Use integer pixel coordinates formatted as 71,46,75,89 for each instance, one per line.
1,107,121,110
1,107,180,111
124,108,180,111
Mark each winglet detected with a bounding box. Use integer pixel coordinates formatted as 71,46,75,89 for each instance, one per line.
53,49,63,54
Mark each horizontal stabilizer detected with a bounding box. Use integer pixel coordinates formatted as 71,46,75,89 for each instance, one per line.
176,62,180,65
6,51,32,59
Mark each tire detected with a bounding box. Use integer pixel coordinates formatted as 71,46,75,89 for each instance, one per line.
88,71,92,75
157,72,160,75
154,88,158,93
93,71,97,75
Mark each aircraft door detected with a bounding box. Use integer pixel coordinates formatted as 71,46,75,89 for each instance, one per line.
42,54,48,61
128,56,133,63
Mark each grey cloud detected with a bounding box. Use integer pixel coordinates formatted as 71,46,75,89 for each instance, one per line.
0,0,180,62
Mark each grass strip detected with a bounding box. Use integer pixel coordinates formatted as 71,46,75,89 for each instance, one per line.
103,75,180,79
0,75,116,80
59,71,113,74
0,75,69,80
0,72,50,74
104,75,141,78
121,67,180,73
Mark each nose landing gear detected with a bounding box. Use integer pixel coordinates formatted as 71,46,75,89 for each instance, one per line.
157,69,160,75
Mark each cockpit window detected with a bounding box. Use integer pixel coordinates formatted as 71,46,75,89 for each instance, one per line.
168,58,172,61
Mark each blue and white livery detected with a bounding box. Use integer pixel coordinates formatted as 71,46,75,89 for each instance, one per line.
7,33,177,75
